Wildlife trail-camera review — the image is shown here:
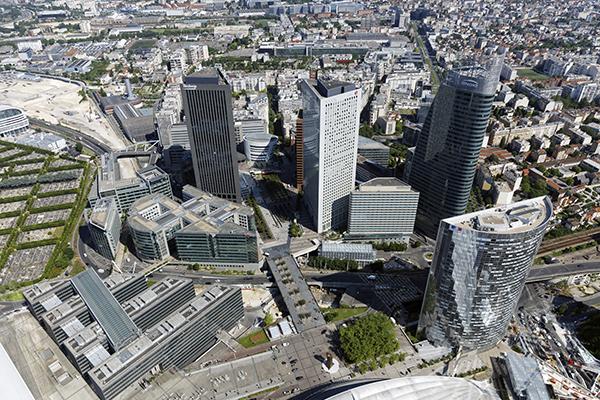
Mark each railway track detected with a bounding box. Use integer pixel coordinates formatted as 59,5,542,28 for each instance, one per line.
538,228,600,255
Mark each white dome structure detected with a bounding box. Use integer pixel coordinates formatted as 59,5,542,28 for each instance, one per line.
0,105,28,137
309,377,499,400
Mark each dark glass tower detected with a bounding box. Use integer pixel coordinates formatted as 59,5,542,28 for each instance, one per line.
408,60,502,237
182,69,241,202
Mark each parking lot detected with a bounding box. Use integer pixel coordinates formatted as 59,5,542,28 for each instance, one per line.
0,245,55,284
26,209,71,225
0,200,26,213
33,193,77,208
0,216,18,229
38,180,80,193
18,227,60,243
0,185,35,197
13,161,45,173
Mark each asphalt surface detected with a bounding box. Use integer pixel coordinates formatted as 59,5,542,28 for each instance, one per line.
527,261,600,282
29,118,110,154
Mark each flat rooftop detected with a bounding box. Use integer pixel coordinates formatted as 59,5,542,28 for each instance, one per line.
357,177,414,192
445,196,553,234
71,269,139,351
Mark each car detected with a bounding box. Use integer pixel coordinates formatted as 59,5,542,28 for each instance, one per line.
283,390,291,395
367,275,376,280
295,376,304,381
292,368,298,372
283,342,289,347
281,361,287,365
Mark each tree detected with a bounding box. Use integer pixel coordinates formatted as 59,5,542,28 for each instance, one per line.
263,312,274,326
339,312,399,363
75,143,83,153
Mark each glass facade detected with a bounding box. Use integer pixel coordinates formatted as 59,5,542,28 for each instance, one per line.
418,197,552,351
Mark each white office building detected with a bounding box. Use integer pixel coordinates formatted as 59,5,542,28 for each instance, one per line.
301,78,361,233
347,177,419,242
0,105,29,137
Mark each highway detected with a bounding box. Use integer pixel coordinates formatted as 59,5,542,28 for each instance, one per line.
29,117,110,154
527,261,600,282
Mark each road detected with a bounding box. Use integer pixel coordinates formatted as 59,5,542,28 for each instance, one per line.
29,117,110,154
527,261,600,282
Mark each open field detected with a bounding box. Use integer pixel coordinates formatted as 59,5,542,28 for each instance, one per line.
0,74,127,151
516,68,551,81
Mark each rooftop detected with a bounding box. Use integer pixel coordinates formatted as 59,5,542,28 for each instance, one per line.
71,269,139,351
357,177,414,193
445,196,552,234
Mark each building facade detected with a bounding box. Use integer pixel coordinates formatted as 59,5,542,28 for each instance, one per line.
301,78,361,233
244,131,278,165
0,105,29,137
87,197,121,260
407,60,502,237
182,69,241,202
347,177,419,242
418,197,552,351
128,186,259,269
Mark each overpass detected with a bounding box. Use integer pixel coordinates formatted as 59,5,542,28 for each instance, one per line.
527,262,600,282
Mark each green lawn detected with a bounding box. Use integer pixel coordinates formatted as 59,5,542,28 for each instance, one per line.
0,290,24,301
517,68,550,81
238,329,269,348
321,306,368,323
146,279,157,287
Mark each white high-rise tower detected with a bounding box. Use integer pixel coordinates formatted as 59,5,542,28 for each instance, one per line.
300,79,361,233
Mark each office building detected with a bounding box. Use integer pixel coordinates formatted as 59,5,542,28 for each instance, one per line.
63,277,194,374
418,197,552,351
24,269,243,400
347,177,419,242
182,69,241,202
407,59,502,237
301,78,361,233
89,147,173,214
88,197,121,260
492,353,550,400
88,286,243,400
0,105,29,137
295,111,304,191
357,136,390,167
128,185,258,269
244,131,278,165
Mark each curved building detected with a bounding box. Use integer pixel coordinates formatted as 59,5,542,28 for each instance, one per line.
244,131,277,164
304,377,499,400
418,196,552,351
0,105,29,137
407,59,502,237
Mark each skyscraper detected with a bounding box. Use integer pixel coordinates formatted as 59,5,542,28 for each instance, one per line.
300,78,361,233
418,196,552,351
182,69,241,202
87,197,121,260
408,59,502,237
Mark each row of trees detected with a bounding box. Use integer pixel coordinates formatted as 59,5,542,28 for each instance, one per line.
307,256,359,271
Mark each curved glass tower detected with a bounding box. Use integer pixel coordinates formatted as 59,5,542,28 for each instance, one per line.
408,59,502,237
418,196,552,351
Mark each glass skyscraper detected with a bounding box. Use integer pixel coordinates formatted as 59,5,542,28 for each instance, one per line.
418,196,552,351
182,69,241,202
408,59,502,237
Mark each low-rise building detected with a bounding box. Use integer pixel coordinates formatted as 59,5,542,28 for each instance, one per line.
319,242,376,266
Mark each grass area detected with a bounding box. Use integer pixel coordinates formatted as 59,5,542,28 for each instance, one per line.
238,329,269,348
238,386,280,400
0,290,23,301
517,68,550,81
130,39,156,50
146,279,157,287
321,306,368,323
69,259,86,276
